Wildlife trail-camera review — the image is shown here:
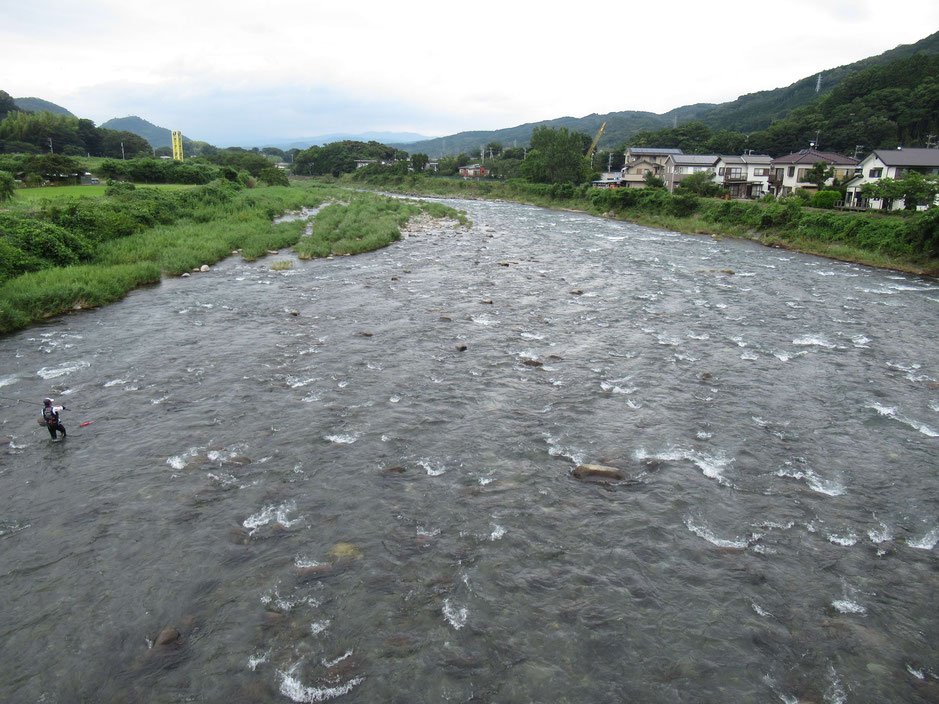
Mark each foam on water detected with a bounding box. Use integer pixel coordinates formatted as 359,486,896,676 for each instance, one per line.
247,649,271,671
489,524,506,541
827,533,858,547
310,620,330,636
278,663,363,703
636,446,735,486
907,527,938,550
867,402,939,437
776,462,845,496
442,599,468,629
36,361,90,379
418,459,447,476
325,433,358,444
243,501,301,534
684,518,756,549
867,521,893,544
793,336,837,349
0,375,17,388
751,602,772,618
831,599,867,615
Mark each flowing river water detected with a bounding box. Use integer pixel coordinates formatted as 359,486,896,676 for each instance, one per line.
1,197,937,703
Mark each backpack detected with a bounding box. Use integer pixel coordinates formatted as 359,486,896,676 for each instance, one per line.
42,406,57,424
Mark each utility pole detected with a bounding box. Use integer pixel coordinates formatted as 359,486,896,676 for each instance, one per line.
47,137,53,153
121,141,125,160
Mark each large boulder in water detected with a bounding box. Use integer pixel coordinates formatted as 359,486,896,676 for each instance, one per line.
572,464,625,481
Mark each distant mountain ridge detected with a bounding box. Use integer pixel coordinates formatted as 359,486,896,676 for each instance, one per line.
393,30,939,156
99,116,183,149
14,97,74,116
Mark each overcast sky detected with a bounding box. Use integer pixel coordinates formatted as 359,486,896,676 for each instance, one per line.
3,0,938,146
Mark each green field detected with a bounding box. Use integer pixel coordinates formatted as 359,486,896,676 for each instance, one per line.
13,184,192,201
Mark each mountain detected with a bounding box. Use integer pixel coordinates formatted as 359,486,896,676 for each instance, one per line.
395,30,939,157
14,97,74,116
250,131,436,151
99,116,182,148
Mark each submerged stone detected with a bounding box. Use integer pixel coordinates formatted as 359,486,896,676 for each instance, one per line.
154,627,180,646
330,542,362,560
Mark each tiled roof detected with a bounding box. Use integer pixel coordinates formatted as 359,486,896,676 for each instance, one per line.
670,154,719,165
771,149,858,165
628,147,684,155
871,148,939,167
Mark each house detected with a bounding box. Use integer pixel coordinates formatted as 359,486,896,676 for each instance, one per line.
768,148,858,196
625,147,683,167
618,158,665,188
843,147,939,210
712,154,773,198
459,163,487,178
662,154,719,192
354,159,378,169
424,161,439,173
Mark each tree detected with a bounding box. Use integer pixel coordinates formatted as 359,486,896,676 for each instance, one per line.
861,172,939,210
411,153,429,172
801,161,835,190
0,170,14,201
520,126,591,185
259,167,290,187
643,171,665,189
485,142,503,158
676,169,725,197
0,90,18,121
21,153,82,182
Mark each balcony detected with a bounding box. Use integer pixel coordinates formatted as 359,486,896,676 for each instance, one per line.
723,171,746,183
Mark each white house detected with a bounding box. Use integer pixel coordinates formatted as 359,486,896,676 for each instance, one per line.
768,148,858,196
843,147,939,210
712,154,773,199
662,154,719,192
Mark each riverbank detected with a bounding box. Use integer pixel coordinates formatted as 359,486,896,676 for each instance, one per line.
0,182,469,334
336,172,939,278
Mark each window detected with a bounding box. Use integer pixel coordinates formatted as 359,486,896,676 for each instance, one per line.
718,167,725,175
869,168,883,178
787,166,795,177
754,168,769,176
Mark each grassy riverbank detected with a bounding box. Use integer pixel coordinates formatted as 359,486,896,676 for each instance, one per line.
340,172,939,277
0,181,468,333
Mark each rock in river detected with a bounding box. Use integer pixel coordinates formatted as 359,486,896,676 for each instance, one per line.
572,464,625,481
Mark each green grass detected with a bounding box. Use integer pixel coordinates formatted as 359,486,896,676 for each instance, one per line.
12,183,192,201
0,182,470,333
293,191,469,259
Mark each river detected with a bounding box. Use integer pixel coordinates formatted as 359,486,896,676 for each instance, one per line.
1,197,937,703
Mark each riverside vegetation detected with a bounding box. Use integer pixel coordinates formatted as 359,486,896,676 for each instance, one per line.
342,170,939,276
0,179,469,333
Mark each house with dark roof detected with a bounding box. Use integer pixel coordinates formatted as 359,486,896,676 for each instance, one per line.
843,147,939,210
768,148,858,196
662,154,719,192
615,147,683,188
712,154,773,199
625,147,683,167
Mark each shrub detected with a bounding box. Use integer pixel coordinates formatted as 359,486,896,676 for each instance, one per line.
811,190,842,209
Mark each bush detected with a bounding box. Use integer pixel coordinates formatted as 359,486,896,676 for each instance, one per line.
811,190,842,209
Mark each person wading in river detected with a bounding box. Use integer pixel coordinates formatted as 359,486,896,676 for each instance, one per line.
41,398,67,441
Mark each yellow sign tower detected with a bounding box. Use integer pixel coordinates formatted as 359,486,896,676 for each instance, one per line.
171,131,184,161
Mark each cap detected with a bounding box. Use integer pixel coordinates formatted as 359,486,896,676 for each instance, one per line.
43,398,53,404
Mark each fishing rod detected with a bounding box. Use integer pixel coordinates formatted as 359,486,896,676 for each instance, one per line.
0,393,94,427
